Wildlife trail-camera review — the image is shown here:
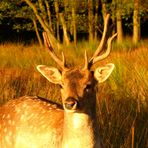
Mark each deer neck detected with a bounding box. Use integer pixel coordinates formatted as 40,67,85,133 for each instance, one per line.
62,110,102,148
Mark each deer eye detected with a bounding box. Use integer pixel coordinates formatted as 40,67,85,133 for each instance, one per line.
59,85,63,89
85,84,92,92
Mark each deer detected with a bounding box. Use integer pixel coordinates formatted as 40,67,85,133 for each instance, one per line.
0,14,117,148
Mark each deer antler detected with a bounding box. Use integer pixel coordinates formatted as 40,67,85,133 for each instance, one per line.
87,14,117,69
43,14,116,71
43,32,68,70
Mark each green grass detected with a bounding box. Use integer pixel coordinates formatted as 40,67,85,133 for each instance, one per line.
0,40,148,147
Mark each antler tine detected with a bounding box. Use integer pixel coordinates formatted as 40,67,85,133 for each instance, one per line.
92,33,117,64
83,50,88,70
87,14,117,69
43,32,67,70
89,14,110,63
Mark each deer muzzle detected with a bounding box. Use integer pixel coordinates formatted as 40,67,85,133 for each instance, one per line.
64,97,78,110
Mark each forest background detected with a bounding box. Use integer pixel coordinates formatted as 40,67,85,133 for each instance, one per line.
0,0,147,45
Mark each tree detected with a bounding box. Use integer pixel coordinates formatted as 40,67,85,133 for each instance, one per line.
0,0,147,45
14,4,43,47
0,0,44,46
24,0,61,49
32,18,43,47
133,0,140,44
59,13,70,45
88,0,94,42
54,0,60,41
71,0,77,45
116,0,123,43
94,0,100,41
101,0,108,21
16,4,44,47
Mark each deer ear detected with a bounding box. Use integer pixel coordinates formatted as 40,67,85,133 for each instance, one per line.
37,65,62,84
94,63,115,83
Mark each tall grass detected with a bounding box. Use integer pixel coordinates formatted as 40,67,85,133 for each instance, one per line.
0,40,147,147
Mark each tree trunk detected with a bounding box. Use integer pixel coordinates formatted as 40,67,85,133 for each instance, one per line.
116,10,123,43
64,0,69,15
59,13,70,45
133,0,140,44
88,0,94,42
45,0,53,33
32,18,43,47
54,0,60,41
101,1,108,22
111,0,116,35
94,0,99,41
38,0,48,27
71,1,77,45
24,0,61,49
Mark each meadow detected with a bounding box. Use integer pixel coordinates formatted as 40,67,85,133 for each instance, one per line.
0,39,148,148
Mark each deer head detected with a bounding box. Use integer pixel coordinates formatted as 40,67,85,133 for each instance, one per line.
37,14,117,114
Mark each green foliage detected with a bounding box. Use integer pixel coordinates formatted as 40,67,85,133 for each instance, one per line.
0,0,147,42
13,21,33,32
0,1,11,22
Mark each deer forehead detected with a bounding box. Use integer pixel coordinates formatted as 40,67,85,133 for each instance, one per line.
62,69,92,85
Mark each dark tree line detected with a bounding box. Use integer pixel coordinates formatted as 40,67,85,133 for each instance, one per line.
0,0,147,46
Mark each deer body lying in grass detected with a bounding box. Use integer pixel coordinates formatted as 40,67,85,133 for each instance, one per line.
0,14,117,148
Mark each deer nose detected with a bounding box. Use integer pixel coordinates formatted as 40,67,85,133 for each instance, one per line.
64,97,78,110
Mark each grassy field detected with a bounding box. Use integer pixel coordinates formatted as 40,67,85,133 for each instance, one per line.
0,39,148,147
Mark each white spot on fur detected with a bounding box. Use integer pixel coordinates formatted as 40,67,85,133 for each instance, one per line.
6,114,10,119
4,128,7,133
52,105,57,108
16,108,21,114
8,120,12,125
2,114,6,119
20,114,25,120
56,108,61,111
